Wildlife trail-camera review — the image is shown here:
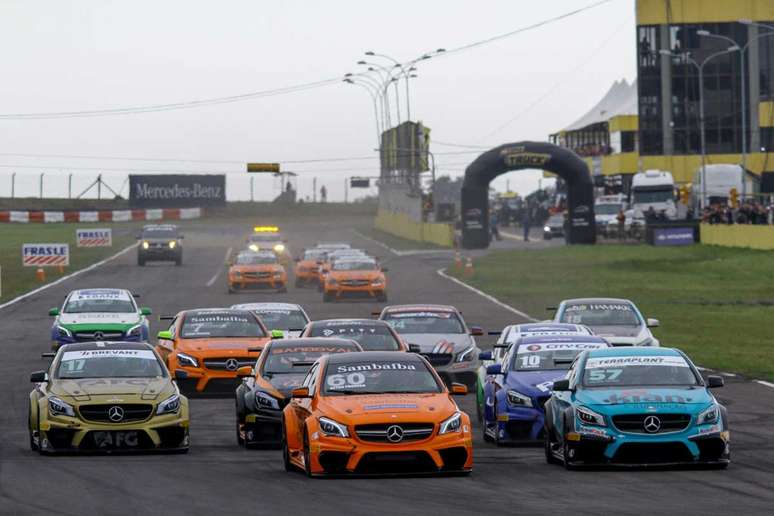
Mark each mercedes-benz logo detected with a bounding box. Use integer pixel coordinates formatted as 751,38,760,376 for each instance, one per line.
386,425,404,443
108,405,125,422
225,358,239,371
643,415,661,433
93,331,104,341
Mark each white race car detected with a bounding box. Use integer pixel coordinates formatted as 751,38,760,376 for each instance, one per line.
552,297,660,347
230,302,310,337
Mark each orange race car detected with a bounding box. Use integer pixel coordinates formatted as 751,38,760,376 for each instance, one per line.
316,249,368,289
322,257,388,303
293,248,327,288
228,250,288,294
155,308,271,395
282,351,473,476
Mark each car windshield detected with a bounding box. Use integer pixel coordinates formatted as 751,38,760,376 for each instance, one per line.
512,341,608,371
254,310,308,330
235,254,277,265
559,302,641,327
384,311,464,334
180,311,265,338
303,250,326,260
142,228,178,238
333,260,376,271
595,204,622,215
63,291,135,314
633,189,674,204
262,344,356,375
548,215,564,225
582,355,699,387
249,233,281,242
308,324,400,351
323,359,441,395
57,348,164,379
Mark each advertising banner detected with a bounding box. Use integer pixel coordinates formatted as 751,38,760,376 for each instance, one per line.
22,243,69,266
76,228,112,247
653,227,695,246
129,174,225,208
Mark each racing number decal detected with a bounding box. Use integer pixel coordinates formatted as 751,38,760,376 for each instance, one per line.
520,355,540,368
326,373,366,389
588,369,623,382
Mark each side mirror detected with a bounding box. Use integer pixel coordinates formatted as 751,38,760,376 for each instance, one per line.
450,383,468,395
30,371,48,383
486,364,502,375
174,370,188,380
552,379,571,391
381,267,389,273
236,366,253,378
546,306,557,311
707,375,724,388
469,326,484,336
41,352,56,359
647,318,660,328
140,307,152,316
48,308,60,317
479,350,493,361
157,330,173,341
408,344,421,353
291,387,311,399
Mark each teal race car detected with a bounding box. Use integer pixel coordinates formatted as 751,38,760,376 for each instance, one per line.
544,347,729,468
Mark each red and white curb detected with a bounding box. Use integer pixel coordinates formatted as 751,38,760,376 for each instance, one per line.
0,207,201,223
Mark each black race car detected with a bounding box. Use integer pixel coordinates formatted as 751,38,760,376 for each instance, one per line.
137,224,183,266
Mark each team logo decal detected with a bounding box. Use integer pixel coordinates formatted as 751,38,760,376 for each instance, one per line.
108,406,125,422
386,425,404,443
225,358,239,371
643,415,661,433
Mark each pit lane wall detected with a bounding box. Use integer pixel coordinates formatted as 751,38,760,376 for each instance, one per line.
376,183,454,247
0,207,201,223
700,223,774,250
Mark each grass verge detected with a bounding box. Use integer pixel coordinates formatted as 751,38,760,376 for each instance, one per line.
448,244,774,380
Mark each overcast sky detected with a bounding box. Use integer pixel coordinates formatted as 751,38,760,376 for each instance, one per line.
0,0,636,201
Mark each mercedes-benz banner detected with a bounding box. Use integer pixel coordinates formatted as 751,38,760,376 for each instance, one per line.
129,174,226,208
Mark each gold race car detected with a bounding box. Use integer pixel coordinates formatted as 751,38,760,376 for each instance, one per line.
28,341,189,454
245,226,292,264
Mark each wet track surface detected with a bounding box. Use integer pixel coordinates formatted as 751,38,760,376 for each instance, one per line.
1,218,773,515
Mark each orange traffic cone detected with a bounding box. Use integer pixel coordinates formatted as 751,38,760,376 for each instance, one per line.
463,257,474,277
58,265,65,274
36,268,46,282
454,251,462,272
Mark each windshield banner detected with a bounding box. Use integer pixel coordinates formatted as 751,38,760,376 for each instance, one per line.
585,356,689,369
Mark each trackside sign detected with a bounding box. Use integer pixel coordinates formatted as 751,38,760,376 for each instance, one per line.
129,174,226,208
76,228,112,247
22,243,69,267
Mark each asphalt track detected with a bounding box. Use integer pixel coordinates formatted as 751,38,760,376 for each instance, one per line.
1,216,773,516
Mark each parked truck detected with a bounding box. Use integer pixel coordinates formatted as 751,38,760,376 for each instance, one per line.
631,170,677,220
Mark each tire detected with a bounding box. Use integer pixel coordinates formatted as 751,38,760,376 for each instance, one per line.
544,427,560,465
376,293,388,303
561,419,577,470
281,420,293,472
175,254,182,266
138,255,146,266
302,426,313,477
294,279,303,288
28,413,38,452
278,285,288,294
322,292,333,303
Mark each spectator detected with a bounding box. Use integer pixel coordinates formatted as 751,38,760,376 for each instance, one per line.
490,211,501,241
320,185,327,203
522,209,531,242
616,209,626,240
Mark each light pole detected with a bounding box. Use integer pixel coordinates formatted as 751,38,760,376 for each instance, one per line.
11,172,15,198
357,65,392,129
39,173,44,199
365,51,420,121
698,24,774,200
660,45,740,210
344,76,383,145
359,60,401,126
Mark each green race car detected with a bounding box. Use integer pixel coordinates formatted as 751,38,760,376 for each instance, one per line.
29,341,189,454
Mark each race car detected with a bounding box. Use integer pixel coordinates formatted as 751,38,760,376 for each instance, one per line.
314,242,351,250
28,341,189,453
231,302,310,338
246,226,291,264
480,335,611,444
294,248,327,287
155,308,270,396
475,322,594,421
544,347,729,468
281,351,472,476
379,304,482,389
137,224,183,266
49,288,151,350
301,319,409,351
552,297,660,347
317,249,368,288
227,250,288,293
322,257,388,303
235,338,362,448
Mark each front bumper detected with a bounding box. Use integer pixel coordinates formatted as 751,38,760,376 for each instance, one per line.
241,410,284,445
325,285,385,299
492,406,545,442
52,330,144,350
175,369,243,396
307,428,473,476
139,248,181,260
229,277,287,290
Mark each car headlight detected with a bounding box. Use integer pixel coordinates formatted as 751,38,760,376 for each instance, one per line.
273,271,283,278
697,404,719,425
176,352,199,368
254,391,280,410
55,325,72,338
318,416,349,437
142,241,150,249
126,324,143,338
506,390,533,408
49,396,75,418
455,345,475,363
576,406,606,427
249,244,259,252
156,394,180,415
371,279,384,286
439,411,463,434
168,241,176,249
544,226,551,232
233,270,241,278
273,244,285,253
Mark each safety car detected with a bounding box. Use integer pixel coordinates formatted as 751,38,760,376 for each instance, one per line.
137,224,183,266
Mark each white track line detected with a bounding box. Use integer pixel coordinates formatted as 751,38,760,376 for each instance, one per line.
206,247,232,287
0,242,138,311
353,230,454,257
436,267,539,322
755,380,774,389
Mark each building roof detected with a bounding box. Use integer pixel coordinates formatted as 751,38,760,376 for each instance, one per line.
561,79,638,132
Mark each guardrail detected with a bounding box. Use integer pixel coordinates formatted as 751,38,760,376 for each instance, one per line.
700,223,774,250
0,207,201,223
375,209,454,247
